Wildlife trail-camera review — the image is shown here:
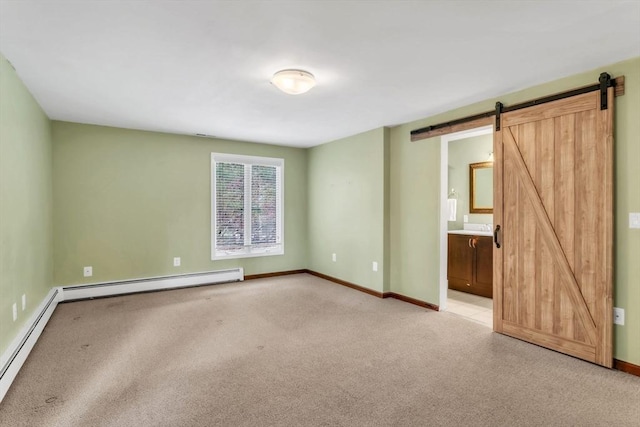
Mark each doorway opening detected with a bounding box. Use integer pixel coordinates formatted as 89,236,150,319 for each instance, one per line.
439,125,494,327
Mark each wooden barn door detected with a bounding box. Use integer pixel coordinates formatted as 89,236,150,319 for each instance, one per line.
493,87,614,367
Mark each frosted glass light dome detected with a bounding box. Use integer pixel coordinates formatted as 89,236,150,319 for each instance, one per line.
271,69,316,95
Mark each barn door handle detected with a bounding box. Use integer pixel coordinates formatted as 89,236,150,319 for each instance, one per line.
494,225,501,248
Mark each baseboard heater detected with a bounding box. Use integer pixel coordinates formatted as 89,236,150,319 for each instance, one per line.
1,287,60,402
61,268,244,301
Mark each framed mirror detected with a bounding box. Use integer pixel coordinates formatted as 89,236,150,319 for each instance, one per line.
469,161,493,213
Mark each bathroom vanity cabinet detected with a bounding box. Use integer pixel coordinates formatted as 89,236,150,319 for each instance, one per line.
447,233,493,298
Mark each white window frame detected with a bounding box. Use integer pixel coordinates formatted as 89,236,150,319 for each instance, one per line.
211,153,284,260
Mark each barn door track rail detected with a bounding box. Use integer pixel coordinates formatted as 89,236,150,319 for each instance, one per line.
411,73,624,140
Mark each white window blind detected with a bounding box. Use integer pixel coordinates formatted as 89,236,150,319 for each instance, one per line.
211,153,283,260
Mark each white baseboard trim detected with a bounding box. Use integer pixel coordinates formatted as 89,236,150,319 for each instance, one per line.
0,287,61,402
61,268,244,301
0,268,244,402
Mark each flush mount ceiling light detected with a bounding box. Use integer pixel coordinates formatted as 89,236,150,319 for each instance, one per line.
271,69,316,95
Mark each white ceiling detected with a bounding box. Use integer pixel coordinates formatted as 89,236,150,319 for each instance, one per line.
1,1,639,148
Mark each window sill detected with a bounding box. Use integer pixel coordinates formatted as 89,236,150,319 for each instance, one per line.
212,249,284,261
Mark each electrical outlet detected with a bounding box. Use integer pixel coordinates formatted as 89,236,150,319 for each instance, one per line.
332,253,336,262
12,303,17,321
173,257,181,267
372,261,378,272
22,294,26,311
463,215,469,223
83,266,92,277
630,213,640,229
613,307,625,325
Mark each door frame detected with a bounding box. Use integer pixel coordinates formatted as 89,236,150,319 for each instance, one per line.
439,124,494,311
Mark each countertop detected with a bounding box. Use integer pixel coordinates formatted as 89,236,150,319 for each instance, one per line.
448,229,493,237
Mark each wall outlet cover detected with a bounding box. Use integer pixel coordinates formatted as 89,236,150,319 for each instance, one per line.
21,294,26,311
630,212,640,229
173,257,181,267
83,266,92,277
613,307,625,325
332,253,336,262
372,261,378,272
463,215,469,223
12,303,17,321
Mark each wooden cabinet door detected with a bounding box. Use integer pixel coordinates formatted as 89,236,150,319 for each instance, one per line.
447,234,473,291
473,236,493,298
494,88,614,367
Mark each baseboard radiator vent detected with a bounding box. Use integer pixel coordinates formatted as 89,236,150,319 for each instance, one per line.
1,287,61,402
61,268,244,301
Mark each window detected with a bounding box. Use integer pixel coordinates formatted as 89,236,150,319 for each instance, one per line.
211,153,284,260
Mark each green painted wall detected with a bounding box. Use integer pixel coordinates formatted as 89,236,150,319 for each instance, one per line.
52,122,308,285
389,124,440,304
0,54,53,355
448,133,494,230
389,56,640,365
307,127,388,292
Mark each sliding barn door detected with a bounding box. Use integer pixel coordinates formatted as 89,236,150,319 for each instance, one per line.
493,88,614,367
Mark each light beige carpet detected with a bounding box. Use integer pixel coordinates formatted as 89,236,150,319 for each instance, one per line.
1,273,638,426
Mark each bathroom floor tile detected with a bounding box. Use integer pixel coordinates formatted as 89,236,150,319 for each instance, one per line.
447,289,493,328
